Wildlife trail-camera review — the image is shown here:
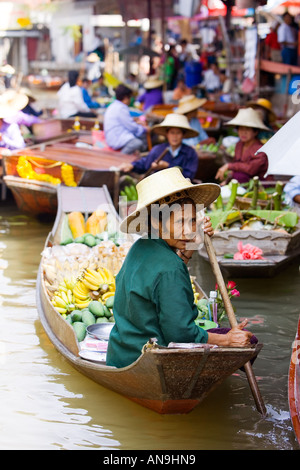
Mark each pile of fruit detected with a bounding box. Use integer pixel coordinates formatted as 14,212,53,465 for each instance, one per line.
49,266,116,342
120,184,138,202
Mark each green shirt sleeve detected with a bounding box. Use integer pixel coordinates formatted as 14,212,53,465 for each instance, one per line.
152,264,208,345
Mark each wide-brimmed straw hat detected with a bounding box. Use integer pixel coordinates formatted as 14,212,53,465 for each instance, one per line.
151,113,199,138
246,98,277,122
225,107,271,131
144,76,164,89
176,94,207,115
120,167,220,234
0,90,28,119
19,86,36,101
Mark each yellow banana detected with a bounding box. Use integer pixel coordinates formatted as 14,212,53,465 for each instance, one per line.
75,299,90,309
67,289,73,303
60,290,69,304
99,267,114,284
84,274,101,287
81,278,99,291
55,306,67,314
102,291,115,301
52,295,67,309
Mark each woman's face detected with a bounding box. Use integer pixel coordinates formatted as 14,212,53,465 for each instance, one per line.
238,126,258,144
166,128,184,148
159,201,197,251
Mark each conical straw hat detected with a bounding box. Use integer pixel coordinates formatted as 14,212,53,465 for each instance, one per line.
225,107,271,131
0,90,28,119
120,167,220,234
144,75,164,89
176,94,207,115
151,113,199,138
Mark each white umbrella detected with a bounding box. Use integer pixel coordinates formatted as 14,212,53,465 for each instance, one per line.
259,111,300,176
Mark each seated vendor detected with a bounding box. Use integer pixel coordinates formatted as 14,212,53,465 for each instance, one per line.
106,167,255,369
176,94,215,147
0,90,27,150
118,113,200,180
137,76,164,112
104,84,148,155
284,175,300,206
215,108,270,184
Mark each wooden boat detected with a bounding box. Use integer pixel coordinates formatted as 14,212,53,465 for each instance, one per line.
199,216,300,277
288,314,300,446
3,136,134,216
36,185,262,414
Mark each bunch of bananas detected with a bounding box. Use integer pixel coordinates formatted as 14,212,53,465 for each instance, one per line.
191,276,200,303
73,266,115,309
51,288,76,315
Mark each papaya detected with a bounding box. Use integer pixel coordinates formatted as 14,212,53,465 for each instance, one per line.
86,210,107,235
68,211,85,238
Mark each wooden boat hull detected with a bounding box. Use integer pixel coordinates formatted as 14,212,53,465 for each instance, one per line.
288,315,300,446
199,250,300,278
36,185,262,414
4,176,58,216
37,263,262,414
3,142,134,215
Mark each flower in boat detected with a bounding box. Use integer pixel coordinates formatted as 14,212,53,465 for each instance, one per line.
233,241,264,260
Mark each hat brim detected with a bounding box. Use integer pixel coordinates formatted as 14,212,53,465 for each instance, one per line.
176,98,207,115
224,117,271,131
151,123,199,139
144,80,164,89
120,182,220,234
0,93,29,118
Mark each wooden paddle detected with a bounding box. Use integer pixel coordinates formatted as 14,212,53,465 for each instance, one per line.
204,233,267,416
138,146,170,181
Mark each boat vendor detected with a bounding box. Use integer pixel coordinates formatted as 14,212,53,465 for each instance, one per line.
137,75,164,112
0,90,27,150
215,108,270,184
104,84,149,155
176,94,216,147
57,70,97,119
246,98,278,139
118,113,199,180
106,167,255,368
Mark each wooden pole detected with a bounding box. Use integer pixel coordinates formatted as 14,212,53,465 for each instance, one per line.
204,233,267,416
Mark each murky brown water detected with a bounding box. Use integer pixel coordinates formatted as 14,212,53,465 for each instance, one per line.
0,197,299,450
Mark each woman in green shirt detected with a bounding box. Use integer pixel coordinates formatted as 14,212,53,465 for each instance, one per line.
107,167,254,368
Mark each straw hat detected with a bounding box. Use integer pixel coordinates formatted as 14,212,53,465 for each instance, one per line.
0,90,28,119
246,98,276,122
120,167,220,234
176,94,207,115
151,113,199,138
144,76,164,89
19,86,36,101
225,107,271,131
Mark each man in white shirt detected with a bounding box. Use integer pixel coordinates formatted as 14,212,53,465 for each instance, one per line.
57,71,97,119
277,12,298,65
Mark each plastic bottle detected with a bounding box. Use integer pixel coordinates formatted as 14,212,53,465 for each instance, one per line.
92,120,100,131
208,290,218,324
73,116,81,131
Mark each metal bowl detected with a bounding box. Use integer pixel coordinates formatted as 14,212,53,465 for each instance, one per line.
86,323,114,341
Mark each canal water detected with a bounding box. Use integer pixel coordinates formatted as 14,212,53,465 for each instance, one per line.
0,196,299,450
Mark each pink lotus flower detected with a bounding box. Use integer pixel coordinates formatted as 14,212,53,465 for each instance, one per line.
233,242,264,260
230,288,240,297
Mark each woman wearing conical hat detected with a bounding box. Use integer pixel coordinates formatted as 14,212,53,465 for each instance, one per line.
215,108,271,184
137,75,164,111
106,167,255,368
0,90,28,150
176,94,215,148
119,113,200,180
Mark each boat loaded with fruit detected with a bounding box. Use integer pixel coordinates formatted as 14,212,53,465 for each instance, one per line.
36,184,262,414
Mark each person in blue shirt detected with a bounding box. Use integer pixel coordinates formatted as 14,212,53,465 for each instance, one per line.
81,77,101,109
104,84,149,155
176,95,216,147
118,113,199,180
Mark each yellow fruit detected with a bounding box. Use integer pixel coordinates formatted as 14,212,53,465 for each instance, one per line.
68,211,86,238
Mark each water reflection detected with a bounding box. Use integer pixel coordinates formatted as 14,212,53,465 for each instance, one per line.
0,202,298,450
